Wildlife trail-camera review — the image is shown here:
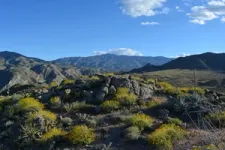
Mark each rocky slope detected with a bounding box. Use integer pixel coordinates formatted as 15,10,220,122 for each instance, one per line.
0,51,81,92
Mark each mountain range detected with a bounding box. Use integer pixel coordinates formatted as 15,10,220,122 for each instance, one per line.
53,54,172,72
0,51,224,92
130,52,225,73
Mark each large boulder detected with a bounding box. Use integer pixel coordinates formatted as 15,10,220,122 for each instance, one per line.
139,84,154,100
111,75,132,89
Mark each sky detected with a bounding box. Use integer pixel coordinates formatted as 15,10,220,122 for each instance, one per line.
0,0,225,60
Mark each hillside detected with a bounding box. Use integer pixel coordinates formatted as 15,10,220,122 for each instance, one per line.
54,54,172,72
130,52,225,73
0,51,81,92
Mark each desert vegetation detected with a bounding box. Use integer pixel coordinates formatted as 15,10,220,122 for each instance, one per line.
0,74,225,150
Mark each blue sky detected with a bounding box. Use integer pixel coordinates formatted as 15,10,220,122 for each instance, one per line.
0,0,225,60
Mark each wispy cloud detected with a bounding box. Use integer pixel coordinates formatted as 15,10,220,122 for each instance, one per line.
187,0,225,25
221,17,225,22
120,0,168,17
94,48,143,56
141,21,160,26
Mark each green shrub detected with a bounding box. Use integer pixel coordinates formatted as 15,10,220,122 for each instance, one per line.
128,113,154,130
18,97,44,112
64,103,73,113
115,88,137,106
168,117,183,126
71,101,94,113
48,81,58,88
206,111,225,127
49,96,61,108
100,100,120,112
148,124,186,150
62,79,75,85
66,125,95,145
124,126,141,140
40,128,67,142
147,96,167,108
27,110,57,122
192,144,219,150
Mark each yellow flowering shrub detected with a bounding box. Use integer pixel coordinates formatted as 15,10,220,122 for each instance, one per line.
115,88,137,106
40,128,67,142
18,97,44,112
66,125,95,145
129,113,154,130
147,96,167,108
148,124,186,150
27,110,57,122
100,100,120,112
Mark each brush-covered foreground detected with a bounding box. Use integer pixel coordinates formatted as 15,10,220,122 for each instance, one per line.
0,74,225,150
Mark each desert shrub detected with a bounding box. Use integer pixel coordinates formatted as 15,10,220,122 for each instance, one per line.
174,93,212,114
84,118,98,128
19,123,41,145
66,125,95,145
89,76,100,81
64,103,73,113
62,79,75,85
144,78,155,85
103,72,115,77
148,124,186,150
49,96,61,108
147,96,167,108
115,88,137,106
192,144,219,150
168,117,183,126
100,100,120,112
71,101,94,113
206,111,225,127
128,113,154,130
40,128,67,142
48,81,58,88
124,126,141,140
18,97,44,112
27,110,57,122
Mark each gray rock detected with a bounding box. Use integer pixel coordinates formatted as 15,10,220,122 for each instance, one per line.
109,85,116,95
111,75,132,89
131,80,140,95
101,86,109,95
95,91,106,103
140,84,153,100
82,90,93,102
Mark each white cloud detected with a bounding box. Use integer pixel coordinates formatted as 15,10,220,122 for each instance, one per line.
175,53,191,58
176,6,183,12
94,48,143,56
187,0,225,24
141,21,159,25
221,17,225,22
120,0,168,17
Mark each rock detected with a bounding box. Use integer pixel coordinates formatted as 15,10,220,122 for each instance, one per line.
104,77,111,85
109,85,116,95
111,75,132,89
140,84,153,100
95,91,106,103
131,80,140,95
101,86,109,95
82,90,93,102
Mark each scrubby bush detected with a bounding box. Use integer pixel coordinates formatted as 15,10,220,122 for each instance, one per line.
62,79,75,85
128,113,153,130
40,128,67,142
192,144,219,150
66,125,95,145
48,81,58,88
206,111,225,127
115,88,137,106
168,117,183,126
49,96,61,108
124,126,141,140
18,97,44,112
71,101,94,113
27,110,57,122
100,100,120,112
147,96,167,108
64,103,73,113
148,124,186,150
